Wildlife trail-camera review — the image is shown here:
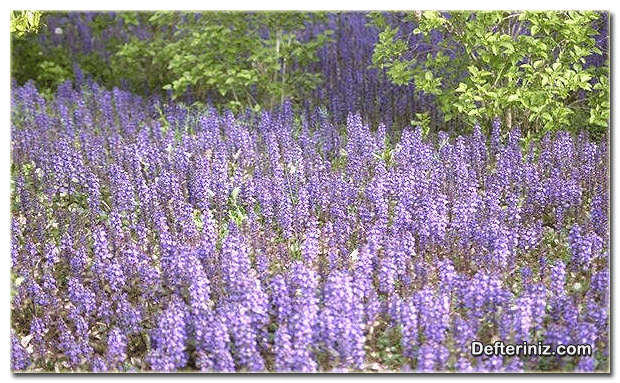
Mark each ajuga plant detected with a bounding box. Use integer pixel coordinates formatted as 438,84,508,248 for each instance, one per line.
10,74,608,372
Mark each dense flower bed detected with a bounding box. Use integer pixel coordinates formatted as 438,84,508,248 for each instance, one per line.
10,80,609,372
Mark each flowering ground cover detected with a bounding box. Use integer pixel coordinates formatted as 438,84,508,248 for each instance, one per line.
10,79,609,372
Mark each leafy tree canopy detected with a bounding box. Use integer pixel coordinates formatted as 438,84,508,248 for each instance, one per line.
10,10,42,36
372,11,609,140
114,11,333,112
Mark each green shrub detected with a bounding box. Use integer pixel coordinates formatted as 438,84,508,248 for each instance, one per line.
113,11,333,112
372,11,609,140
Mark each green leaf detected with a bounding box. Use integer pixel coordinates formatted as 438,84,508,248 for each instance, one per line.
455,82,468,92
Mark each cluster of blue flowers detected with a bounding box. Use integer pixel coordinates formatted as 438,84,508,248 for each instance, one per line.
10,80,608,372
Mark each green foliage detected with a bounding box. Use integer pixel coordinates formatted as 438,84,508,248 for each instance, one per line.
35,59,72,90
411,111,432,137
114,11,332,112
365,317,406,370
228,186,247,226
10,11,42,36
372,11,609,139
11,11,332,113
11,12,75,92
372,141,398,168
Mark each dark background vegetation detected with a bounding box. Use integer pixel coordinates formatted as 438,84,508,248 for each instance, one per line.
11,11,609,140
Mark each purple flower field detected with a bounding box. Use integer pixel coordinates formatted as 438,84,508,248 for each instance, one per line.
10,79,609,372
